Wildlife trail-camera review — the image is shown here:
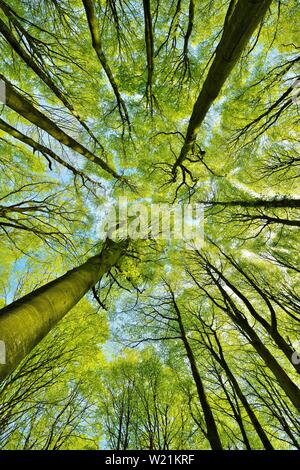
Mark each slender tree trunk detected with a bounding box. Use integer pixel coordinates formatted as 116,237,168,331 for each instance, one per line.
214,280,300,411
0,238,128,381
209,332,274,449
214,366,252,449
209,260,300,374
183,0,195,57
172,297,223,449
198,198,300,208
0,118,97,185
82,0,130,130
143,0,155,113
0,7,104,150
0,75,121,180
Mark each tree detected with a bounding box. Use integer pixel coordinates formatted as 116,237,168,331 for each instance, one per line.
0,0,299,451
99,349,196,450
171,0,273,180
0,296,107,450
0,238,128,381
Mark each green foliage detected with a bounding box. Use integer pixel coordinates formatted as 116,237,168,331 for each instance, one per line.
0,0,299,451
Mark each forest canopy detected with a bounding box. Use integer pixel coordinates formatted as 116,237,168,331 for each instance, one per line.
0,0,299,451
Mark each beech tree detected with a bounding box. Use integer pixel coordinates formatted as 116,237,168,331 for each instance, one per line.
0,238,128,380
0,0,299,451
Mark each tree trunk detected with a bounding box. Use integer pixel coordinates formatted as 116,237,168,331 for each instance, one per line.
143,0,155,113
0,118,98,185
210,331,274,449
172,297,223,449
0,7,104,150
82,0,130,129
215,280,300,411
0,238,128,381
210,259,300,374
173,0,272,174
0,75,121,180
198,198,300,208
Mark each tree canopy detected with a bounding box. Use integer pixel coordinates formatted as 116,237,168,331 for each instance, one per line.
0,0,299,450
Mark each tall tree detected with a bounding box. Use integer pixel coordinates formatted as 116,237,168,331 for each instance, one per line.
0,238,128,381
172,0,273,179
0,0,298,451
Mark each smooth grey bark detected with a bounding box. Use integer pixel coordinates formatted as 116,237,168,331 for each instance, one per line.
0,4,104,151
0,118,98,185
173,0,273,177
0,238,128,381
0,75,122,180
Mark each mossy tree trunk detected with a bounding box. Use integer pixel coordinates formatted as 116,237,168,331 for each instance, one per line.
173,0,273,175
0,238,128,381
